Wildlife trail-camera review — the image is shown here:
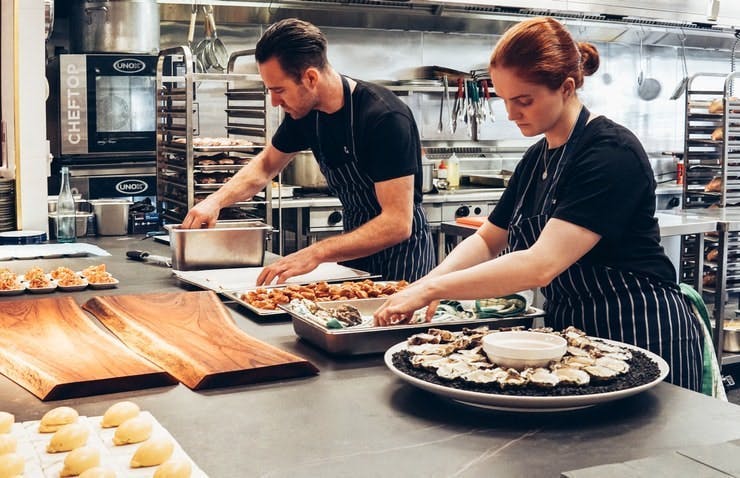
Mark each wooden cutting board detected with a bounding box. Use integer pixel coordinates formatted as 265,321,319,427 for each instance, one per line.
455,216,487,227
0,297,175,401
83,291,319,389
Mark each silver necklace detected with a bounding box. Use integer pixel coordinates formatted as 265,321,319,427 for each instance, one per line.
541,144,567,180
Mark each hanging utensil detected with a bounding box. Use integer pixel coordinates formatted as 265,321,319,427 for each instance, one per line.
637,32,662,101
482,80,495,123
205,5,228,72
437,77,445,134
443,75,452,133
193,6,210,72
186,5,205,74
602,43,613,85
670,31,689,100
451,78,464,133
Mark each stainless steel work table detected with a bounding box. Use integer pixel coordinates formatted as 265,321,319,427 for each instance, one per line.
0,236,739,478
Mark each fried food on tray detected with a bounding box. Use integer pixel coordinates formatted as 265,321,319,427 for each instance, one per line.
24,266,51,288
50,266,86,286
0,270,22,291
241,279,409,310
80,264,117,284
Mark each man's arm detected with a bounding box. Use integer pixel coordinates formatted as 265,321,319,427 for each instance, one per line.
181,144,295,229
256,175,415,284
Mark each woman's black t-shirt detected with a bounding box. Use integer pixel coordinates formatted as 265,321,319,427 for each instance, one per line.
271,79,424,204
489,115,676,283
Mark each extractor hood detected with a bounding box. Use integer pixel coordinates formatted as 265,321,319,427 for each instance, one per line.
158,0,740,50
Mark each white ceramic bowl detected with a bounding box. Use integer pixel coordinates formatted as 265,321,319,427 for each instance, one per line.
482,331,567,370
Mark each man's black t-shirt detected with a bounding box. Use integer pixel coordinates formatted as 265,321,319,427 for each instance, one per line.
489,115,676,283
271,78,423,204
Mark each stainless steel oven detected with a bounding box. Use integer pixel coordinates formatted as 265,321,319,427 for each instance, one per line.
47,54,157,159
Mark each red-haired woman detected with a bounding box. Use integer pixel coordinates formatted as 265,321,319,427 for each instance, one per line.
375,17,703,391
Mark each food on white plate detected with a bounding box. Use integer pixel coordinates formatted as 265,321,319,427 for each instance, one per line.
154,459,192,478
39,406,79,433
47,422,90,453
0,452,24,478
80,264,117,284
0,270,22,291
23,266,51,289
79,467,117,478
130,437,174,468
0,434,16,455
51,266,86,287
60,446,100,477
0,412,14,434
113,416,152,445
101,401,140,428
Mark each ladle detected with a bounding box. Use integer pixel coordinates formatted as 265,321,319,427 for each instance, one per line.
206,5,228,72
670,31,689,100
637,32,662,101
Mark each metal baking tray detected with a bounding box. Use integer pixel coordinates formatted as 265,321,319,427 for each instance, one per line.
281,298,545,355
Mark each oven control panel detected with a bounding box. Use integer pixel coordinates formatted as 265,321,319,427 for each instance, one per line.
441,201,496,222
308,208,344,232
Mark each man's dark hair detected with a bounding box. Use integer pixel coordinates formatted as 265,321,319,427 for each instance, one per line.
255,18,329,83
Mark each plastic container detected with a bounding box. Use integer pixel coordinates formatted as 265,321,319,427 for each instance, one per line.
90,199,131,236
447,153,460,190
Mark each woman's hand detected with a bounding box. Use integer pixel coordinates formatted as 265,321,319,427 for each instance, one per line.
373,282,435,326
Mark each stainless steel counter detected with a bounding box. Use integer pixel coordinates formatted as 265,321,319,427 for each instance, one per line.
0,236,738,477
269,188,506,209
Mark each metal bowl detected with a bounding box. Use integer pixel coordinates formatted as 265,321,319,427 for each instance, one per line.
724,324,740,353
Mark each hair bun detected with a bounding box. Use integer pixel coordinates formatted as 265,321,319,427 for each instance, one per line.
578,42,600,76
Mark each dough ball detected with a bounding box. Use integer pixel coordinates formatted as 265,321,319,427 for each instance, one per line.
60,446,100,477
0,412,14,434
711,126,724,141
101,401,140,428
79,466,117,478
47,422,90,453
130,437,174,468
0,452,24,478
154,459,192,478
39,406,79,433
709,98,724,113
0,434,16,455
112,416,152,446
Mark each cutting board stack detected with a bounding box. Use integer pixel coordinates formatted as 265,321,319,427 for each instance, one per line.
0,292,318,400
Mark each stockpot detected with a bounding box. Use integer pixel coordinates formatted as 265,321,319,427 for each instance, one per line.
421,161,434,193
283,151,329,191
70,0,160,54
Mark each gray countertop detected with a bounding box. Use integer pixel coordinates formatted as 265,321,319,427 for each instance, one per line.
0,236,739,478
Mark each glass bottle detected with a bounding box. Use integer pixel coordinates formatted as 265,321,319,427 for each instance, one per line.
56,166,76,243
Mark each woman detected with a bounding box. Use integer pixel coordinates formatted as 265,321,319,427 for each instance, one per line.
374,17,703,391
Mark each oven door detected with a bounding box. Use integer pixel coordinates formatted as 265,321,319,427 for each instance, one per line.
59,54,157,156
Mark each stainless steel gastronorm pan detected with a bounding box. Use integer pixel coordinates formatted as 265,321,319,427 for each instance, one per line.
166,220,272,271
281,298,542,355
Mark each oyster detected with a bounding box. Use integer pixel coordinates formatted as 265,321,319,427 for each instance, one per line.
553,366,591,386
407,342,456,356
566,345,592,357
604,351,632,361
407,333,441,346
523,368,560,388
562,355,596,369
436,361,479,380
494,368,528,388
428,328,455,342
584,364,621,380
590,340,625,355
462,369,499,384
595,356,630,374
410,354,446,369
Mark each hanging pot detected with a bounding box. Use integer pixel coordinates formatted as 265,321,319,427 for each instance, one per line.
70,0,159,54
283,151,329,191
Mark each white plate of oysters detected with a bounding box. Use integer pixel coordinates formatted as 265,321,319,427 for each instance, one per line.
384,327,669,412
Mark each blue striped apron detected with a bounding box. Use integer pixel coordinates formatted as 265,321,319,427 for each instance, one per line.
507,106,703,391
313,76,435,282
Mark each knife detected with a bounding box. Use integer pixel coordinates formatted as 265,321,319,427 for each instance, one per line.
126,250,172,267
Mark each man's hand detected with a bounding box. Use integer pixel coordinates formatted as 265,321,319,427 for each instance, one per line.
181,198,221,229
373,282,434,326
256,248,323,286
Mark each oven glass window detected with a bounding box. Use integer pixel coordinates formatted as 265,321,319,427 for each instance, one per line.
95,76,155,133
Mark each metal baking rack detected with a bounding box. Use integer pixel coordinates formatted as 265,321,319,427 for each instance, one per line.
155,46,274,228
683,72,740,364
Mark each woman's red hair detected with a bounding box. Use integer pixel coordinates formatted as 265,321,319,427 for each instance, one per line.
490,17,600,90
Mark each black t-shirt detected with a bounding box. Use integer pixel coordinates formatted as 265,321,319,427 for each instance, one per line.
489,116,676,283
271,79,423,204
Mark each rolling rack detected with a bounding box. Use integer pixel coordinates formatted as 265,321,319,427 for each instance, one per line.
683,72,740,364
155,46,280,244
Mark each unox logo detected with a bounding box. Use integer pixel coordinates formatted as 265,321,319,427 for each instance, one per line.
116,179,148,195
112,58,146,74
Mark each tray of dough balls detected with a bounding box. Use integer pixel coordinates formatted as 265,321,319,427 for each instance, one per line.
0,402,205,478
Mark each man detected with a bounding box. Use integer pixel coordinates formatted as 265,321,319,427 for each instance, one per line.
181,18,435,285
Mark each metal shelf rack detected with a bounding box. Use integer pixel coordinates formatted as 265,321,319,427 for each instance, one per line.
155,46,275,229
